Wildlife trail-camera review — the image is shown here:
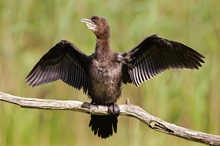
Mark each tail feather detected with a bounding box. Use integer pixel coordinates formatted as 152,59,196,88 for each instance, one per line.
89,115,118,138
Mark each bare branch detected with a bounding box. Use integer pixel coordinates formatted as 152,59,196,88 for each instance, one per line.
0,91,219,145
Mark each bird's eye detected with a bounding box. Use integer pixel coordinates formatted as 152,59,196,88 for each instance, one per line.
91,16,98,23
92,18,96,23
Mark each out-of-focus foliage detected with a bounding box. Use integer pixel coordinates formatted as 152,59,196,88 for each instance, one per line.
0,0,219,146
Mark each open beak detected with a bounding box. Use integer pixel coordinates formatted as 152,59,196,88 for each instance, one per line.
81,18,97,31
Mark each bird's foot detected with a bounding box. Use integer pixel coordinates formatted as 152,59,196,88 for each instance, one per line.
108,102,120,116
82,102,120,116
81,102,98,109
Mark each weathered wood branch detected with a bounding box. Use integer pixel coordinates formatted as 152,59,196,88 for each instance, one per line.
0,91,219,145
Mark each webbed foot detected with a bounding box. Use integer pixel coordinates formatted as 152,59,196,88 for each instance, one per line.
81,102,98,109
108,102,120,116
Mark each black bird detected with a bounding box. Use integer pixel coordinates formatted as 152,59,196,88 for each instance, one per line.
26,16,205,138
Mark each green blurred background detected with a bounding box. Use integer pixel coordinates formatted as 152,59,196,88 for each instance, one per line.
0,0,219,146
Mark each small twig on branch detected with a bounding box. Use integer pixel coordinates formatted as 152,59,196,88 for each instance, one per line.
0,91,219,145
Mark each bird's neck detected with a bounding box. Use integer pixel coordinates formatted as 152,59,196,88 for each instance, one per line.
95,38,112,58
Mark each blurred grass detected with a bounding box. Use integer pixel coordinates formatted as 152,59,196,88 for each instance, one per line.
0,0,219,146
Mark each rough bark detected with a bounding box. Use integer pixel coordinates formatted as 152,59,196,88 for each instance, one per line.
0,91,219,145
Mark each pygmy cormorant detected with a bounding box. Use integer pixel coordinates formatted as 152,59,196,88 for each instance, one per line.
26,16,205,138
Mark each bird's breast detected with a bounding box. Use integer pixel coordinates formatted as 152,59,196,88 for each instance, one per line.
88,59,122,104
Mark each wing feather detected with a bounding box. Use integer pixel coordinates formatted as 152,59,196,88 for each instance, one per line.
122,34,205,86
26,40,89,93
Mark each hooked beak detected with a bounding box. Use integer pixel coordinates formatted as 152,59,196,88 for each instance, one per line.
81,18,97,31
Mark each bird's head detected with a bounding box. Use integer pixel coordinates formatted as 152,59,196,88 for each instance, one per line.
81,16,110,39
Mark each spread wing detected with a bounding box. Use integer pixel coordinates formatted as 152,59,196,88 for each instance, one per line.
122,34,205,86
26,40,89,93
